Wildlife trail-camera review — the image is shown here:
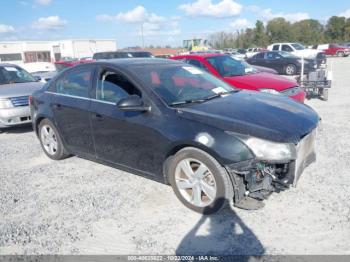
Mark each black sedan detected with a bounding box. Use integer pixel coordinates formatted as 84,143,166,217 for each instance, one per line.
30,59,319,214
247,51,317,75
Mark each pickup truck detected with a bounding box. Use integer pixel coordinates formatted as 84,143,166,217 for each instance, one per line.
267,43,321,59
314,44,349,57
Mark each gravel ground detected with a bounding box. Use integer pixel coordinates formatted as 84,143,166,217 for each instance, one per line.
0,58,349,256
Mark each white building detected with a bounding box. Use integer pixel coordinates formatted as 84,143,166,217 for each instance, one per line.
0,39,117,64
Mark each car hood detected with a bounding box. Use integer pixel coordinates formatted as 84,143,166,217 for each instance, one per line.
177,90,319,144
0,82,44,98
224,72,297,91
293,49,320,58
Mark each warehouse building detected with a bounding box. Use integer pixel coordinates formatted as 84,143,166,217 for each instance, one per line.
0,39,117,64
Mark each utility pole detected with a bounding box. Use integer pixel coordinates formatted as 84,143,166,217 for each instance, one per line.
141,23,144,48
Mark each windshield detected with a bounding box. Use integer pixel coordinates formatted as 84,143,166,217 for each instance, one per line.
0,66,36,85
132,64,235,106
279,51,298,59
93,52,132,60
206,55,257,77
291,43,305,50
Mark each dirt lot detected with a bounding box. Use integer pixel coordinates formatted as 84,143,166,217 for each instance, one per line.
0,58,349,256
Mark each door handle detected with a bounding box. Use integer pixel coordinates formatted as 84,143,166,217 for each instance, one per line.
92,113,103,121
52,104,62,110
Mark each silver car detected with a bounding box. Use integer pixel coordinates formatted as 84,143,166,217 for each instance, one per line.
0,64,43,129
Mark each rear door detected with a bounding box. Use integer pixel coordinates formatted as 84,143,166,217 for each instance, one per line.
50,65,95,156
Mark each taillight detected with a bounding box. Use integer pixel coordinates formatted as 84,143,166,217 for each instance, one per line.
29,95,33,105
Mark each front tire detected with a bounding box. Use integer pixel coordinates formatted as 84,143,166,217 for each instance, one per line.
285,64,297,75
38,119,69,160
168,147,234,214
337,51,344,57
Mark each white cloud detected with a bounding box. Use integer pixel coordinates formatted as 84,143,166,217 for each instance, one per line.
35,0,52,5
97,6,164,24
0,24,15,34
247,5,309,23
141,17,181,37
179,0,242,18
97,6,180,37
32,16,67,31
339,9,350,18
230,18,252,29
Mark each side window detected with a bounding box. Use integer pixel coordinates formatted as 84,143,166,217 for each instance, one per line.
265,52,276,60
254,53,264,59
272,45,279,51
55,67,91,98
96,70,141,103
282,45,293,52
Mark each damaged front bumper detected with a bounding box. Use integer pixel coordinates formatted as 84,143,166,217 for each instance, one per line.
226,128,317,205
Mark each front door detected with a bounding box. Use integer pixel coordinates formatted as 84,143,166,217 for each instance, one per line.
90,67,163,175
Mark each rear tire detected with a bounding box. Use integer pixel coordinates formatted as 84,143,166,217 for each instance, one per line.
38,119,69,160
167,147,234,214
285,64,297,75
322,88,329,101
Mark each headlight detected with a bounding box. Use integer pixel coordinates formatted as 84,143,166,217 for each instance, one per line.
244,136,296,161
0,98,13,109
281,86,303,96
226,132,297,162
259,88,281,95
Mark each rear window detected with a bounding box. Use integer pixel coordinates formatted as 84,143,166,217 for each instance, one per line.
55,63,70,72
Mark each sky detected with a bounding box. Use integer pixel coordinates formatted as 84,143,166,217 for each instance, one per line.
0,0,349,48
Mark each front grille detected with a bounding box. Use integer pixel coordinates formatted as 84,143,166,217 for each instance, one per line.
10,96,29,107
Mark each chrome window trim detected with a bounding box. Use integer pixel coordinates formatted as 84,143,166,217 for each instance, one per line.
45,91,116,105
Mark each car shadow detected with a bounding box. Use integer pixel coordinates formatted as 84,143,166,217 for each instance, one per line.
0,124,33,134
176,201,265,258
306,94,326,101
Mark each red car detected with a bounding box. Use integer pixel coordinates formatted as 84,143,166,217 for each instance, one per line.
171,54,305,103
315,44,350,57
54,59,92,72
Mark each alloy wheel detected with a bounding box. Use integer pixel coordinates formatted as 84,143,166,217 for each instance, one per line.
286,64,296,75
40,125,58,156
174,158,217,207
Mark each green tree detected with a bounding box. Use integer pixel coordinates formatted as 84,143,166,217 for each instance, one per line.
266,18,293,43
325,16,346,42
292,19,324,45
253,20,268,47
344,18,350,41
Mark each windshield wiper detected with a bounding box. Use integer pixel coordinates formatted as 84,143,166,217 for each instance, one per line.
170,90,238,106
170,99,206,106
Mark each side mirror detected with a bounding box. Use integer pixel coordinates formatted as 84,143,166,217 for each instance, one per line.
34,76,41,82
117,95,150,112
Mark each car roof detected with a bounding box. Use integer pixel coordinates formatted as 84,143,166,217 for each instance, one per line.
82,58,183,68
173,53,226,59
